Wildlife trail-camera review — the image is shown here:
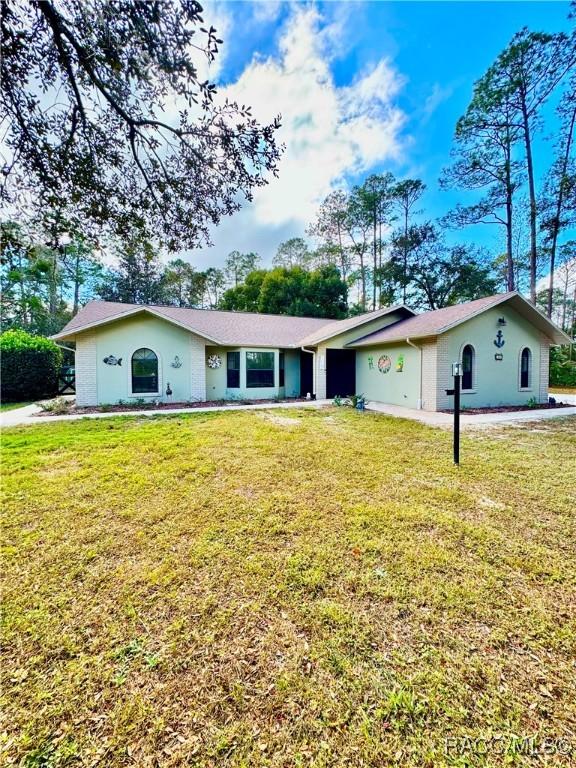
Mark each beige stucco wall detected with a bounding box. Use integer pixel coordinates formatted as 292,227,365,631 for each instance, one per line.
313,310,408,399
89,314,206,404
205,346,298,400
355,343,421,408
348,305,551,411
438,305,547,409
74,303,551,410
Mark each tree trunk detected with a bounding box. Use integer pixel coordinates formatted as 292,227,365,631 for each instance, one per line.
403,207,408,304
372,206,377,310
520,96,538,303
72,250,80,315
336,221,346,281
547,105,576,317
17,249,28,326
570,283,576,340
504,134,515,291
378,219,383,307
49,249,59,317
359,251,366,311
561,269,569,331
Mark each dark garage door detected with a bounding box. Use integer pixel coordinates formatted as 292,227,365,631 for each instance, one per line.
326,349,356,399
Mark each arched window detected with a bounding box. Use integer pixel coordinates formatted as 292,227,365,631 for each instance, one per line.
462,344,475,390
520,347,532,389
132,348,158,393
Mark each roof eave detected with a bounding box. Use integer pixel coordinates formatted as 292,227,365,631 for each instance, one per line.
298,304,415,347
51,305,223,345
347,332,437,348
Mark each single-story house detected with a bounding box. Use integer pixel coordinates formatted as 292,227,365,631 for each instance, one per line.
52,291,571,411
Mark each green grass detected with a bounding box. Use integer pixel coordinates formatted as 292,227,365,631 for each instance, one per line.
0,401,32,412
2,409,575,767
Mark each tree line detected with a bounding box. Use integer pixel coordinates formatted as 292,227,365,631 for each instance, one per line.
1,4,574,336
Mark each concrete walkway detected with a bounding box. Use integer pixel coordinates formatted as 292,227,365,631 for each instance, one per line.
365,400,576,428
2,394,575,429
0,398,331,428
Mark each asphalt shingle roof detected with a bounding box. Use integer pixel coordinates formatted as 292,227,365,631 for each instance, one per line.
348,292,570,346
54,301,332,347
53,292,570,348
348,294,512,346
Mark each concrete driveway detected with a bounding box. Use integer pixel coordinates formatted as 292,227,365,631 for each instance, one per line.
366,395,576,427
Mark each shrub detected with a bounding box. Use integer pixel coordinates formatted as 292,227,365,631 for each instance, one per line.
37,397,71,415
550,346,576,388
0,330,63,402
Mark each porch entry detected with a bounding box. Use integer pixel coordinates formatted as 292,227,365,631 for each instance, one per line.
326,349,356,399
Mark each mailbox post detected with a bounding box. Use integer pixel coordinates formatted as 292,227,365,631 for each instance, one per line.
452,363,462,465
446,363,463,465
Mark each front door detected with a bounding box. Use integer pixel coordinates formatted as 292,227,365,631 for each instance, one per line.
326,349,356,399
300,350,313,397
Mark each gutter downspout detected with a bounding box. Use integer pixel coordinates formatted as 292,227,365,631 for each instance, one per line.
55,343,76,354
300,346,316,399
406,338,423,409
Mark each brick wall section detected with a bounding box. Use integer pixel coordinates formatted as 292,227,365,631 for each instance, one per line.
420,339,438,411
539,333,550,403
315,344,327,399
435,335,452,411
190,333,207,401
75,332,97,406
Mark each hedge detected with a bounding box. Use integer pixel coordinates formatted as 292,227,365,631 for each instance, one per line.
0,330,63,402
550,345,576,388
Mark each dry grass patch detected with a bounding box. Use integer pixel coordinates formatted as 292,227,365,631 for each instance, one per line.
1,409,575,767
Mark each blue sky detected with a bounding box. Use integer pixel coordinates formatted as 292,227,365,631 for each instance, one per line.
192,1,573,270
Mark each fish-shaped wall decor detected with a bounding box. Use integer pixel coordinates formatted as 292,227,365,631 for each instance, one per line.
103,355,122,366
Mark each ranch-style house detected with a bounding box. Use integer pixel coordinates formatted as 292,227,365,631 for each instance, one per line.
52,291,571,411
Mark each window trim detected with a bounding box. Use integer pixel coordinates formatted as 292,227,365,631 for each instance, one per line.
518,346,533,391
460,343,476,393
245,350,275,389
130,346,161,396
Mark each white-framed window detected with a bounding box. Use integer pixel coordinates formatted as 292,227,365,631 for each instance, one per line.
461,344,475,391
246,351,275,388
131,348,159,394
519,347,532,390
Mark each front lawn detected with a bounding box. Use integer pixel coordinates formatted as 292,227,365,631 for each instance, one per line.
2,409,575,767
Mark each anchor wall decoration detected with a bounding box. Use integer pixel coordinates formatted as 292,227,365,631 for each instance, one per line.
493,330,505,349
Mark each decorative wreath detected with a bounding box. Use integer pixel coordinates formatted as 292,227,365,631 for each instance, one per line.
207,354,222,369
377,354,392,374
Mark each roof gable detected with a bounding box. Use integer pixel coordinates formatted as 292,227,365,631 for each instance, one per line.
347,292,571,347
297,304,415,346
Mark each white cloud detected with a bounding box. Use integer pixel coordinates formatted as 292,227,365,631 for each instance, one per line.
216,5,406,229
421,82,453,123
250,0,284,25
